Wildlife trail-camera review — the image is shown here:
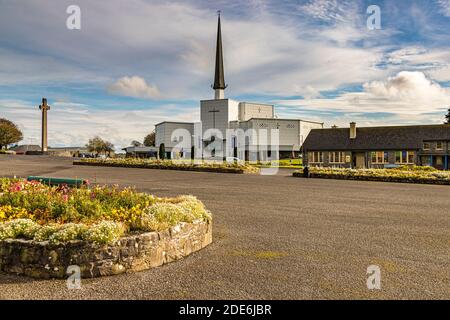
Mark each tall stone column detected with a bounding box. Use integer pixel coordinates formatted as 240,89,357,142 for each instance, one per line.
39,98,51,153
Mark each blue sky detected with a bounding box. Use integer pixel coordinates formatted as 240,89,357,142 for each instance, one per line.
1,0,450,149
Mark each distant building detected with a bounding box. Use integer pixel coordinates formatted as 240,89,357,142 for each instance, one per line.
10,145,41,154
303,123,450,170
47,147,92,157
122,145,158,158
154,14,322,160
155,122,195,159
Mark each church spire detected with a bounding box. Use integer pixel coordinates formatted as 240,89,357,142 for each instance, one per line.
213,11,226,99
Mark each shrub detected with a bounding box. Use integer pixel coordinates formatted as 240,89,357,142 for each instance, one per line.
33,224,61,242
82,221,125,244
0,219,38,240
139,203,184,231
164,195,212,222
0,222,14,239
74,158,259,174
294,167,450,184
159,143,166,160
394,165,437,172
48,223,89,243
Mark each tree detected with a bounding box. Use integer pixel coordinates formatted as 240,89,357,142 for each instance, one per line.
0,118,23,150
144,131,155,147
159,143,165,160
86,136,114,157
103,141,114,157
445,107,450,124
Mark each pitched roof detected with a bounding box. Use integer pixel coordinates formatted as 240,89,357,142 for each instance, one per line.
303,124,450,151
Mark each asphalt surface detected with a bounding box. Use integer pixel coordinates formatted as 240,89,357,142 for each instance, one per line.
0,155,449,300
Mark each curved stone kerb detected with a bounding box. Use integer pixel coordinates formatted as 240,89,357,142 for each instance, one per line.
0,220,212,279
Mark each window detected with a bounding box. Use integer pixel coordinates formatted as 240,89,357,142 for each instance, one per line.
408,152,414,164
436,142,444,150
371,151,388,164
395,151,415,164
423,142,431,150
329,152,345,163
309,152,323,163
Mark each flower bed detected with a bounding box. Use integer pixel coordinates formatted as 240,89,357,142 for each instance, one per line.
0,150,15,155
0,178,211,243
293,166,450,185
0,178,212,278
73,158,259,174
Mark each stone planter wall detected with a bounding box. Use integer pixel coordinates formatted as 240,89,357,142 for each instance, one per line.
0,220,212,279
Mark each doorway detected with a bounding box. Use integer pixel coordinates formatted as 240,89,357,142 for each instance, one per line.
433,156,444,170
352,152,366,169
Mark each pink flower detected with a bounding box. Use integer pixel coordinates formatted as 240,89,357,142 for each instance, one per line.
9,182,23,192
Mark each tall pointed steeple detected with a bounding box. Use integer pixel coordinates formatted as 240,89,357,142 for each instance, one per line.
213,11,226,99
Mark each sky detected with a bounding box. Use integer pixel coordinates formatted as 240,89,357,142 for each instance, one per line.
1,0,450,150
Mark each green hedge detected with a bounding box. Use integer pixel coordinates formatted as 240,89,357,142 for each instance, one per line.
73,158,259,174
293,167,450,185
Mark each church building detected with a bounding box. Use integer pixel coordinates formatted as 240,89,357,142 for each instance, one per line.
155,14,323,160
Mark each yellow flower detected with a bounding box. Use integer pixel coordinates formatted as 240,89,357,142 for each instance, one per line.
0,205,33,222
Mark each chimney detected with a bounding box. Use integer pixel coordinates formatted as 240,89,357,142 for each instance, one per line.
350,122,356,139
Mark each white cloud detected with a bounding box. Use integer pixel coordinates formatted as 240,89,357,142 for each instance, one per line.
385,47,428,65
299,0,353,22
363,71,449,104
379,46,450,82
278,71,450,123
437,0,450,16
1,0,449,137
0,0,391,98
107,76,160,99
0,49,108,85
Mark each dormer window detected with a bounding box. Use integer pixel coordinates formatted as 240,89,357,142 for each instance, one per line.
436,142,444,150
423,142,431,150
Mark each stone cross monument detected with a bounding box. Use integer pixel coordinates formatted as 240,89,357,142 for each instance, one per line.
39,98,51,153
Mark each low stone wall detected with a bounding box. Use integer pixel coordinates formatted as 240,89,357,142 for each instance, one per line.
0,220,212,279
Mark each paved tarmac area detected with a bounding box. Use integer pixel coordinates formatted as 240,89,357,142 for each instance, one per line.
0,155,449,299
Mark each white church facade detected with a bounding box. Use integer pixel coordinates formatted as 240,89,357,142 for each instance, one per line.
155,14,323,161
